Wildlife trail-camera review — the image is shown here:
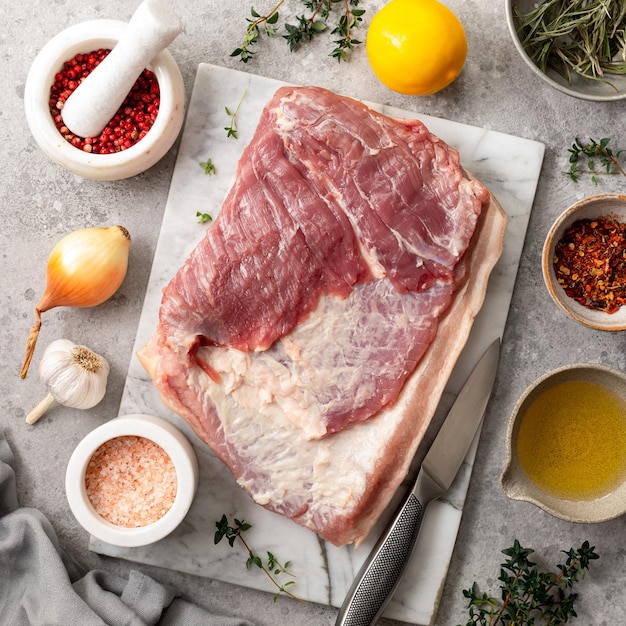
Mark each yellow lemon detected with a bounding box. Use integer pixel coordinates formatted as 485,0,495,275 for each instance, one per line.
366,0,467,96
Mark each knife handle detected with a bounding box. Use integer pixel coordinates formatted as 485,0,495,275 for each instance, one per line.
335,481,430,626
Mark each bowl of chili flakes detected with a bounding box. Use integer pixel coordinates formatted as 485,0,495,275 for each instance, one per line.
542,194,626,331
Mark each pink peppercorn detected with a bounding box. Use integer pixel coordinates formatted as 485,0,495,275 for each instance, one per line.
49,48,160,154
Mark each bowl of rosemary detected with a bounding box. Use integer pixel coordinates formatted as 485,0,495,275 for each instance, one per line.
506,0,626,101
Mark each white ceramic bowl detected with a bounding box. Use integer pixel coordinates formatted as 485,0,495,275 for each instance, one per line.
501,363,626,523
24,19,185,180
542,194,626,331
66,413,198,547
506,0,626,101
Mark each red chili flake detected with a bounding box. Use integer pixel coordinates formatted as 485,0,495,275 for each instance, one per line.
49,48,160,154
553,216,626,314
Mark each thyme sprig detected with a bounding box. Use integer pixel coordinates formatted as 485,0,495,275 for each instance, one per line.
232,0,364,63
232,2,283,63
199,157,216,175
514,0,626,88
460,539,599,625
567,137,626,183
329,1,365,62
224,89,248,139
214,514,301,602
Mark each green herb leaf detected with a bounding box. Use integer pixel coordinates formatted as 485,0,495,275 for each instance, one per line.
514,0,626,88
199,157,216,175
232,0,364,63
459,539,598,625
224,90,248,140
196,211,213,224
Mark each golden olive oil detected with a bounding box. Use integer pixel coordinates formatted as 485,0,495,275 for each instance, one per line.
517,380,626,501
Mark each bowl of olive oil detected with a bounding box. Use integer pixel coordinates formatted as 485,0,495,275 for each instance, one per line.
501,363,626,523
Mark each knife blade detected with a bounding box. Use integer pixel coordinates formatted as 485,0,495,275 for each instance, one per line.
335,338,501,626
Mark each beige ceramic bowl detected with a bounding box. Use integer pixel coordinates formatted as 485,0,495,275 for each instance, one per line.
24,19,185,180
506,0,626,101
542,194,626,331
501,363,626,523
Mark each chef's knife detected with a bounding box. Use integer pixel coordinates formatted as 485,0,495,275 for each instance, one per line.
335,338,501,626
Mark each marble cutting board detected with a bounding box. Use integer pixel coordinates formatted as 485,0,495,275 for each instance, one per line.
92,63,545,625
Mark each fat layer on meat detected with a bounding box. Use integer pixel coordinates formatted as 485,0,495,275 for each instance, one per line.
139,86,506,546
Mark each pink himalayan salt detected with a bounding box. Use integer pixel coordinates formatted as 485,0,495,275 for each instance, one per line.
85,435,178,528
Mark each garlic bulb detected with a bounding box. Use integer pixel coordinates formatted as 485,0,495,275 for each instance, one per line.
26,339,110,425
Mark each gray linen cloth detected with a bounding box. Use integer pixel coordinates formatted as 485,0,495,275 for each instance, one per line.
0,435,254,626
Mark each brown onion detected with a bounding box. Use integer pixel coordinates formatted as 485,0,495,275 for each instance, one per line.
20,225,131,379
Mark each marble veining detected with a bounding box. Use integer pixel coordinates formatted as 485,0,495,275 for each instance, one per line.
90,64,545,624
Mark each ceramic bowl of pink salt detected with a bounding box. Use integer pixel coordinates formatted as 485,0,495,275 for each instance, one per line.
24,18,185,180
66,413,198,547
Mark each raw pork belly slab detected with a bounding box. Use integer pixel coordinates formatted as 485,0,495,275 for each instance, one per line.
139,86,506,546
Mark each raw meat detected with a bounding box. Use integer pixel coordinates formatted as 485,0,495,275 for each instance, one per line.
155,86,488,436
139,86,506,546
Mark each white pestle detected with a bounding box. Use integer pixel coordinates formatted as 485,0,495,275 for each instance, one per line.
61,0,181,139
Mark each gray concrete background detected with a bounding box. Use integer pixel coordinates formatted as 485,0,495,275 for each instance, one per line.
3,1,626,624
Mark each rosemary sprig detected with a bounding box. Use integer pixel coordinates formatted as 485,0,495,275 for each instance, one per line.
214,514,301,602
514,0,626,88
567,137,626,183
460,539,599,625
224,89,248,139
232,0,364,63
